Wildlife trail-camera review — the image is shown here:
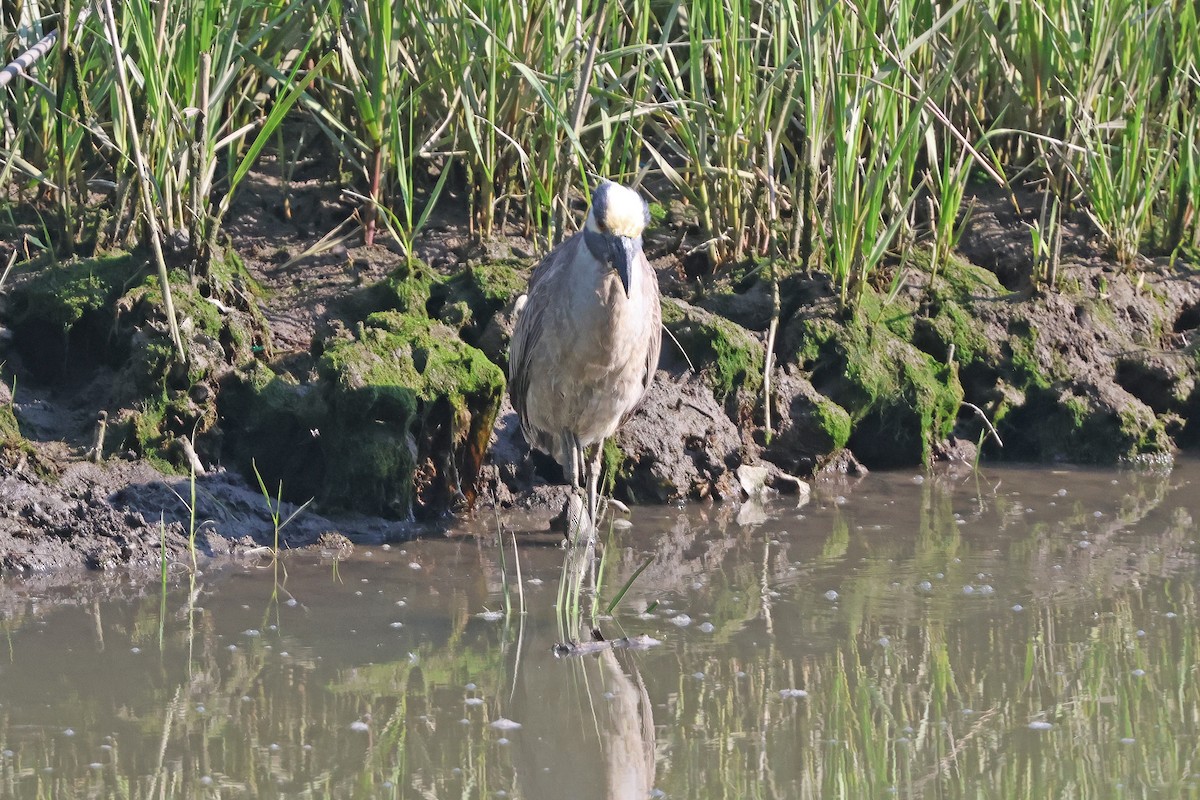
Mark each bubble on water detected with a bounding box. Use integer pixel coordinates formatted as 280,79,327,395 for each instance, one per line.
692,672,706,681
1077,540,1090,549
917,581,933,592
389,622,404,628
466,682,477,691
477,610,504,621
698,622,715,633
1028,721,1053,731
465,698,485,707
63,729,75,737
1093,511,1103,518
459,718,470,725
241,696,252,702
130,647,141,654
911,475,924,484
611,518,633,529
490,718,522,731
409,562,422,570
780,689,808,699
1120,737,1136,745
1131,669,1146,677
1012,604,1024,612
962,585,975,595
824,590,839,601
1136,630,1146,637
934,572,944,580
877,637,890,647
89,762,103,770
1056,489,1067,497
527,578,544,586
978,585,994,595
1165,612,1178,619
669,614,692,627
285,598,298,607
243,629,261,637
736,671,747,678
200,776,214,786
349,720,370,732
2,750,13,758
269,743,280,751
497,738,510,746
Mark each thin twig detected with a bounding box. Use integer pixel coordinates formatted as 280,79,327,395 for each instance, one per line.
762,131,781,443
962,402,1003,448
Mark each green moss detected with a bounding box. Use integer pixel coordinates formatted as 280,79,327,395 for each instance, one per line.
998,386,1169,462
601,438,628,495
368,259,441,317
434,261,528,336
9,252,140,331
1006,321,1054,391
315,311,506,516
0,403,54,478
647,202,668,224
662,299,763,404
788,296,963,466
812,396,853,451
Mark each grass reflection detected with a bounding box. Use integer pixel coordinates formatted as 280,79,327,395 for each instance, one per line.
0,465,1197,798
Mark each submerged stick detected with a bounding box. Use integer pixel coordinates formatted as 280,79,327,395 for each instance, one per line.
553,633,661,658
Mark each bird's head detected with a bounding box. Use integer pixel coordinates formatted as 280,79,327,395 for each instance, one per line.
584,180,650,296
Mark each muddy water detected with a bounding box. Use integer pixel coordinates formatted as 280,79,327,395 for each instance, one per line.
1,462,1199,799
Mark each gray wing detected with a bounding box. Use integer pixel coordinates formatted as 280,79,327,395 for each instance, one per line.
621,252,662,425
507,235,581,449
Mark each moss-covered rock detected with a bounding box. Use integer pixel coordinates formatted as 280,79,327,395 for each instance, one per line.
5,249,271,472
363,259,441,318
994,383,1169,462
316,311,505,517
661,298,763,416
764,367,852,473
785,295,963,466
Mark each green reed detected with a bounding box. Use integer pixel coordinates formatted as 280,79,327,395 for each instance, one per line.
3,0,1199,322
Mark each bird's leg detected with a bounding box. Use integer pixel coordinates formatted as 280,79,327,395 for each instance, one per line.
560,431,590,543
585,439,605,541
561,430,582,491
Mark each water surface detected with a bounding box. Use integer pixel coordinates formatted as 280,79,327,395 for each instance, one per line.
1,461,1198,798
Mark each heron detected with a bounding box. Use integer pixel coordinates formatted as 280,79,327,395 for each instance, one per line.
508,180,662,539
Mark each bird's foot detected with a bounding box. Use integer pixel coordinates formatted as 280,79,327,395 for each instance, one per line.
551,492,592,545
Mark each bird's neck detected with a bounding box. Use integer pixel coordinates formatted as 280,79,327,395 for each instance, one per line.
583,227,607,264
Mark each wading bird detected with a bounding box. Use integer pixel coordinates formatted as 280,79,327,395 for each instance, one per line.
508,180,662,539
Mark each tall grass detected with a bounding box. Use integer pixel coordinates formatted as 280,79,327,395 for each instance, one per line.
2,0,1199,317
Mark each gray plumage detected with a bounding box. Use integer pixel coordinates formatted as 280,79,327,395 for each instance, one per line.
509,181,662,535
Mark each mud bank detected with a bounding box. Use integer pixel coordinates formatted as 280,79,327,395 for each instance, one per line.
1,178,1198,571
